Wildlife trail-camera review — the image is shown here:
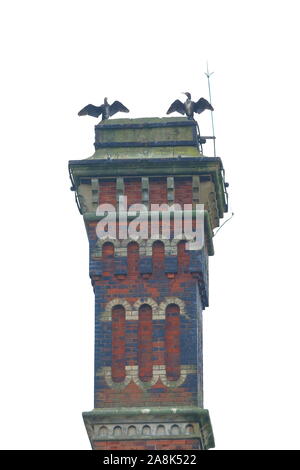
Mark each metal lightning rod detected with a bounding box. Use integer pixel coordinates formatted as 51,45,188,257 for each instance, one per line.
205,62,216,157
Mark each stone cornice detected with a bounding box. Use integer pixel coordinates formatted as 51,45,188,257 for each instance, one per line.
69,156,227,218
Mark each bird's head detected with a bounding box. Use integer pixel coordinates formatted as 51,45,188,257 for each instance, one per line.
104,97,108,104
182,92,191,100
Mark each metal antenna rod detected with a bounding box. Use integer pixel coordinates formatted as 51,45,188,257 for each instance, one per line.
205,62,216,157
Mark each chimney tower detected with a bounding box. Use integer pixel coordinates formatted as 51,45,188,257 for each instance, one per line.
69,117,228,450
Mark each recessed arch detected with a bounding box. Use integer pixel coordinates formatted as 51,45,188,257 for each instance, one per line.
111,305,126,382
170,234,195,254
101,298,132,321
113,426,122,437
156,425,166,436
142,425,151,436
158,297,187,319
138,303,153,382
177,239,190,272
145,238,170,255
102,241,115,258
120,237,146,256
99,426,108,437
185,424,194,435
127,241,139,275
170,424,180,435
165,303,181,381
94,238,121,257
127,425,137,437
152,240,165,275
102,242,115,274
133,298,158,319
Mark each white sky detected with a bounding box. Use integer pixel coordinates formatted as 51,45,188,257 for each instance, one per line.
0,0,300,450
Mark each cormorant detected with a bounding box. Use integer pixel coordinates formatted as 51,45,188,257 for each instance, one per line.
78,97,129,121
166,92,213,120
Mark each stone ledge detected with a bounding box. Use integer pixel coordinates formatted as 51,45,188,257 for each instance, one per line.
82,406,214,450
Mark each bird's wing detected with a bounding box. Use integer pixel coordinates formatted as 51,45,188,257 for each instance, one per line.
166,99,185,115
78,104,103,117
193,98,214,114
109,101,130,117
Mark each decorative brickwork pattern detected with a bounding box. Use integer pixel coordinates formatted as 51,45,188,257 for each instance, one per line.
97,364,197,390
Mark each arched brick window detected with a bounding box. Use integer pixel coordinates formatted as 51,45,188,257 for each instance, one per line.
138,304,153,381
165,303,180,380
111,305,126,382
177,240,189,272
152,240,165,275
127,241,139,275
102,241,114,274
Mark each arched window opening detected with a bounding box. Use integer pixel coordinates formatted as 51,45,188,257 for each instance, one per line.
185,424,194,435
177,240,189,272
142,425,151,436
165,303,180,380
102,242,115,274
127,241,139,275
113,426,122,437
127,426,137,436
138,304,153,381
152,240,165,275
111,305,126,382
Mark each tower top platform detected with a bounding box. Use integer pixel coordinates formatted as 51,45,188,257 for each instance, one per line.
91,117,203,159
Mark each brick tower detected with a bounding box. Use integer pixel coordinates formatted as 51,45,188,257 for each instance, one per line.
69,117,228,450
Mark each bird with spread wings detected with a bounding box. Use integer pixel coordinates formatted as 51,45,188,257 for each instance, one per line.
78,97,129,121
167,92,213,120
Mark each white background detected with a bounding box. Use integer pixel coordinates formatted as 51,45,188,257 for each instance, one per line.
0,0,300,450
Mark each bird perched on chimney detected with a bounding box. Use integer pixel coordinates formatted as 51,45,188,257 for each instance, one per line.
167,92,213,120
78,97,129,121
